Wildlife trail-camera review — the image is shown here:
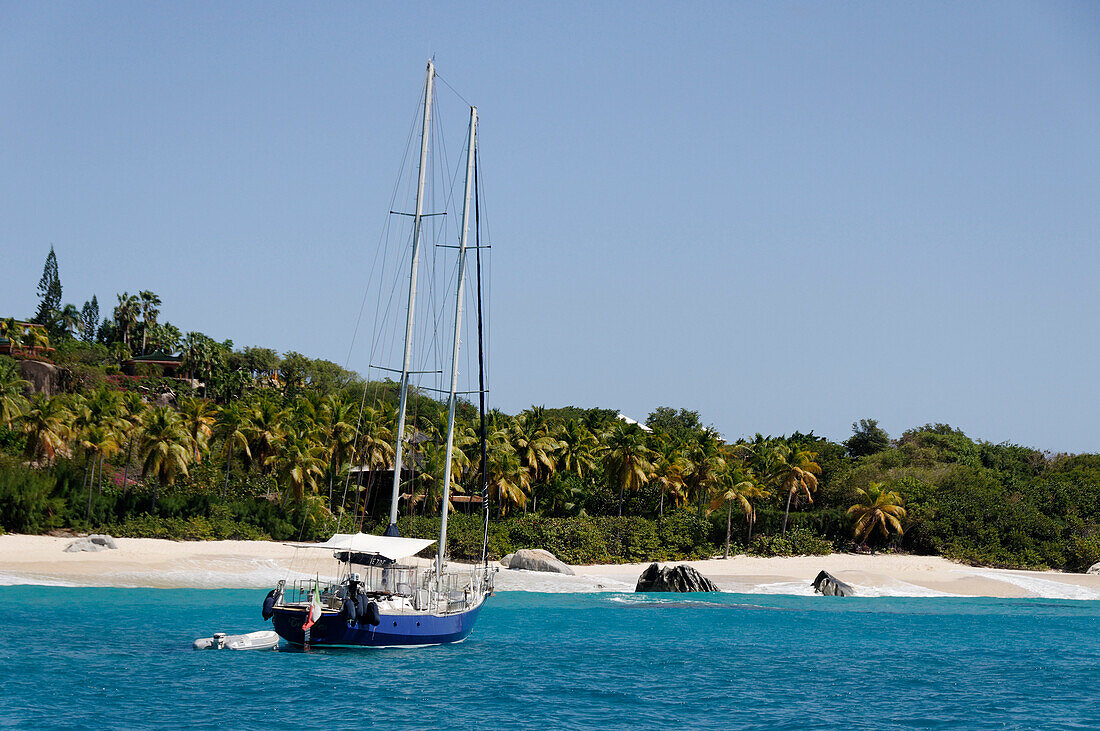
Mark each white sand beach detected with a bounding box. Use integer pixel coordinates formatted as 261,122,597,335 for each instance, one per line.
2,534,1099,599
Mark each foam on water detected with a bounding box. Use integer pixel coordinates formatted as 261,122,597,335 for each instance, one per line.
1,561,1096,601
723,579,819,596
0,560,325,590
960,569,1100,601
494,568,634,593
843,578,961,598
0,571,80,587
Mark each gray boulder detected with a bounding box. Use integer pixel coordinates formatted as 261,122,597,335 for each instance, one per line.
506,549,575,575
635,563,719,592
64,534,119,553
19,360,59,396
812,570,855,597
1087,562,1100,575
499,553,514,568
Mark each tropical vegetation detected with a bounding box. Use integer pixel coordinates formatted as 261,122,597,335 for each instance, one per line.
2,249,1100,572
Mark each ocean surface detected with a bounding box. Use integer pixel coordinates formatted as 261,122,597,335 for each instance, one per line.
2,587,1099,730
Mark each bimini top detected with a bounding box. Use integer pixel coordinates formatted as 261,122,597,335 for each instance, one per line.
290,533,436,561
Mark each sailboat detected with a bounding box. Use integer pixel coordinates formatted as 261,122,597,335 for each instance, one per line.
266,61,495,648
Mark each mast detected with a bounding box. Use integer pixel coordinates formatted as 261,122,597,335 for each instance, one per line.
474,150,489,569
385,60,434,537
436,105,477,581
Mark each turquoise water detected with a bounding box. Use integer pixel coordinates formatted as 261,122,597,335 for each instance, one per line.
2,587,1099,729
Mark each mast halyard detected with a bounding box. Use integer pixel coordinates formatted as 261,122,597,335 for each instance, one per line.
386,60,435,537
436,105,478,581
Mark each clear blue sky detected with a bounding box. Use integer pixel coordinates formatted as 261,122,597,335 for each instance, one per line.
3,2,1099,453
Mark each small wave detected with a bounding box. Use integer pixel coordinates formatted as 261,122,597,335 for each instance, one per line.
723,580,818,597
844,580,960,598
0,560,325,590
606,594,726,607
494,569,633,594
0,572,81,587
960,570,1100,601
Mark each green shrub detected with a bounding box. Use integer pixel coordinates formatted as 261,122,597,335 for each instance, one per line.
0,466,66,533
748,529,833,557
103,514,270,540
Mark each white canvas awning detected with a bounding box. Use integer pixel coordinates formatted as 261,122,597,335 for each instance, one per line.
289,533,435,561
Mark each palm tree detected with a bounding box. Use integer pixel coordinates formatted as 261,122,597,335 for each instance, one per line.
148,322,182,354
117,392,146,492
602,421,653,517
320,395,358,505
484,432,530,517
214,401,251,498
19,394,70,464
26,326,50,354
59,304,82,339
413,440,451,516
650,436,690,520
351,406,395,527
244,397,286,477
140,407,191,510
0,357,30,428
771,444,822,535
139,290,161,355
684,429,726,519
78,388,124,492
556,419,599,478
114,292,140,347
267,425,326,504
847,483,907,545
1,318,24,353
178,396,216,462
80,423,120,518
508,410,562,502
708,469,769,557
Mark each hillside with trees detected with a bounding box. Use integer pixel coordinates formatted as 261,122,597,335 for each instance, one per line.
2,249,1099,571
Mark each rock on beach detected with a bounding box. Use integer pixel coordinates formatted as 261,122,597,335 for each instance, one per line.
64,535,119,553
812,570,855,596
635,563,719,592
505,549,575,575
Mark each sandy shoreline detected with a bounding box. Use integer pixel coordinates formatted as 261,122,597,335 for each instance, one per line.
2,534,1099,599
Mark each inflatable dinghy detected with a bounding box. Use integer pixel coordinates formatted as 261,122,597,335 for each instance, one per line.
193,630,280,651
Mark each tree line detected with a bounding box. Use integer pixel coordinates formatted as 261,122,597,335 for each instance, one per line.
2,248,1099,570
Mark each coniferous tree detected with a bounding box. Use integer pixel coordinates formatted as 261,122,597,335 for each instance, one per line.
33,246,63,335
80,296,99,343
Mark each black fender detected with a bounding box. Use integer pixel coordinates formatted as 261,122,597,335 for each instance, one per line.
365,601,381,626
262,589,277,621
343,597,358,624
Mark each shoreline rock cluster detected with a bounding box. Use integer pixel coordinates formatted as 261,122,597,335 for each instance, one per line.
635,563,719,592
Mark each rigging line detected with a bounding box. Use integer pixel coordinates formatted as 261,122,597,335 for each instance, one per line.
434,72,474,110
341,91,423,375
337,92,424,533
424,109,455,398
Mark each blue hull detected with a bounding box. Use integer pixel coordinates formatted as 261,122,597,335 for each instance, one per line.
271,603,483,647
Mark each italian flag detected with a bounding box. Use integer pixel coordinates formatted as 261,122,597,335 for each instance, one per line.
302,586,323,631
